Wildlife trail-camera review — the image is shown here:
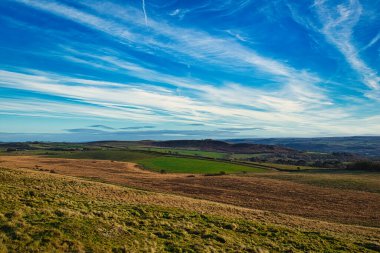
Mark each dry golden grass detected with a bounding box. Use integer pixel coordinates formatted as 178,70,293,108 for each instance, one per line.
1,160,380,252
1,155,379,229
1,165,380,244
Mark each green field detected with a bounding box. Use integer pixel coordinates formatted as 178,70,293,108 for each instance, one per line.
138,156,266,174
0,167,376,252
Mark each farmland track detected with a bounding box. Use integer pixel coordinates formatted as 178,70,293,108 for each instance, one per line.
1,155,379,228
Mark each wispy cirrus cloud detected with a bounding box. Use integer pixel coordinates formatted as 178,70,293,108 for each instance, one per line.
362,32,380,51
141,0,148,26
0,69,316,124
8,0,335,118
0,68,354,136
0,97,160,122
58,44,330,114
1,0,380,139
312,0,380,90
14,0,322,87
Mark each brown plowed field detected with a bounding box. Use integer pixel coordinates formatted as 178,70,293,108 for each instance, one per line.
1,155,379,227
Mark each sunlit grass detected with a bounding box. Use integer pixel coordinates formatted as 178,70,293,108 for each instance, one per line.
138,156,266,174
0,167,376,252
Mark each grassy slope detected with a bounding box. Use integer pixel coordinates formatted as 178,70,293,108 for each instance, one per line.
1,167,379,252
138,156,266,174
259,171,380,193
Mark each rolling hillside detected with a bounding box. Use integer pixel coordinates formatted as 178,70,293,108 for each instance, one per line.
227,136,380,157
150,139,294,153
1,166,379,252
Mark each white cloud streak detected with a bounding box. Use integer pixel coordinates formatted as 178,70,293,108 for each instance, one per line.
313,0,380,90
0,68,361,137
10,0,337,125
141,0,148,26
362,32,380,51
55,43,332,114
14,0,322,87
3,0,380,137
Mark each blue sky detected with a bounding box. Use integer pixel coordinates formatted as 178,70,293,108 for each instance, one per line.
0,0,379,141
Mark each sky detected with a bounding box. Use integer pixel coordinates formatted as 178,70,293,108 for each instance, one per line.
0,0,379,141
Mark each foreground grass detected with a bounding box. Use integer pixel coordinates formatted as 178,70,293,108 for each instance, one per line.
1,167,378,252
138,156,266,174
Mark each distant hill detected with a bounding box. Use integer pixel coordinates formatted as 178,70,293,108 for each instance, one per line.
150,139,294,153
226,136,380,157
